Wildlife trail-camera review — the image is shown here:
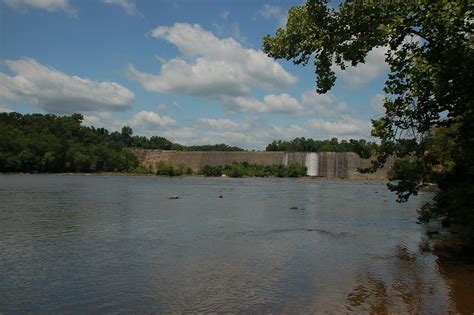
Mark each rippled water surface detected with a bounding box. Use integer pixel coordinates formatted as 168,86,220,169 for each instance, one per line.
1,175,473,313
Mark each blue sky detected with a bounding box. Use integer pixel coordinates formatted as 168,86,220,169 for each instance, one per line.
0,0,388,149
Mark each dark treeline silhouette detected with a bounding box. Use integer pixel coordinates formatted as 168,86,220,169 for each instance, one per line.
266,137,378,158
0,112,139,173
0,112,244,173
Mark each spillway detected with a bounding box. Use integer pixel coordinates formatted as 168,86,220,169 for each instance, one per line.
131,149,392,179
305,152,319,176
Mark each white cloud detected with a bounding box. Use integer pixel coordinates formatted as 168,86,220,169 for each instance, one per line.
171,100,181,111
301,90,348,118
263,93,305,114
129,110,176,131
81,113,124,131
334,46,389,88
101,0,142,17
222,93,305,115
0,58,134,114
0,106,13,113
130,23,296,102
220,10,229,20
156,103,167,111
153,54,167,64
82,114,101,126
161,118,310,149
306,116,372,139
221,96,267,113
4,0,77,16
259,4,281,18
196,118,243,131
258,4,287,27
370,93,385,116
213,22,247,44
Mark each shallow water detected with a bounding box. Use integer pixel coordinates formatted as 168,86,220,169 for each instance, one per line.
0,175,472,313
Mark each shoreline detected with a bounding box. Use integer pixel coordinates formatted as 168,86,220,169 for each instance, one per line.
0,171,391,181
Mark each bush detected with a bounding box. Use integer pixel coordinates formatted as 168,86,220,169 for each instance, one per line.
177,164,193,175
200,165,222,177
286,163,307,177
156,161,177,176
131,165,153,174
199,161,307,178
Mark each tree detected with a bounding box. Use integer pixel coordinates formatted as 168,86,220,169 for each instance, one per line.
263,0,474,253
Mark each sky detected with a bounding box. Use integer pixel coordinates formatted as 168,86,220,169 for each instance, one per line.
0,0,388,149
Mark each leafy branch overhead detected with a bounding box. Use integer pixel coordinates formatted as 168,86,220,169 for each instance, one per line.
264,0,474,253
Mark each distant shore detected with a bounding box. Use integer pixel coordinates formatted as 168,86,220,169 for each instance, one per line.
1,172,393,181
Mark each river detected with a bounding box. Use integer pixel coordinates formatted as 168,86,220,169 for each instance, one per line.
0,175,473,313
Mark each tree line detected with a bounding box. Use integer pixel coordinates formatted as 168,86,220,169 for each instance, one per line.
0,112,139,173
266,137,378,158
1,112,382,174
0,112,249,173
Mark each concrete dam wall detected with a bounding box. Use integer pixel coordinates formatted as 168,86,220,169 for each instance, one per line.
132,149,393,179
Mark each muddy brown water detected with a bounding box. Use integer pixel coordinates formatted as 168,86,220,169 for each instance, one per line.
1,175,473,313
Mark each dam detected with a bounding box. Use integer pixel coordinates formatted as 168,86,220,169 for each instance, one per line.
132,149,393,179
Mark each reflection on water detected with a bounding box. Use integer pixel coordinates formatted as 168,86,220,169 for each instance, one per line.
0,175,473,313
439,261,474,313
346,244,453,314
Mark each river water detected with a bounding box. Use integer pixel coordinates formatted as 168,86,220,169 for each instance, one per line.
0,175,473,313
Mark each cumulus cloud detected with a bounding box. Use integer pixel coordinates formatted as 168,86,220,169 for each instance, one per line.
4,0,77,16
0,58,134,114
334,46,389,88
196,118,243,131
129,110,176,131
156,103,167,111
81,113,124,131
82,114,102,126
213,21,247,44
161,118,310,149
130,23,296,102
306,116,372,139
101,0,142,17
222,93,305,115
301,90,348,118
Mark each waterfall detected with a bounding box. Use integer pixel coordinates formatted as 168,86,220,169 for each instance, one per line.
305,152,319,176
283,153,288,166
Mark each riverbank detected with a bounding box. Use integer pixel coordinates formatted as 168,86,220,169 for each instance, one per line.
1,172,391,181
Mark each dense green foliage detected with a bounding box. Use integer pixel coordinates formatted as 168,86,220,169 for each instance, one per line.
0,112,245,173
0,112,139,173
266,137,378,158
200,162,307,178
184,144,245,152
264,0,474,253
156,161,193,176
129,137,244,151
110,129,244,151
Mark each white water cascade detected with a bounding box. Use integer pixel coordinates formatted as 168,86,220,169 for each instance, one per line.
305,152,319,176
